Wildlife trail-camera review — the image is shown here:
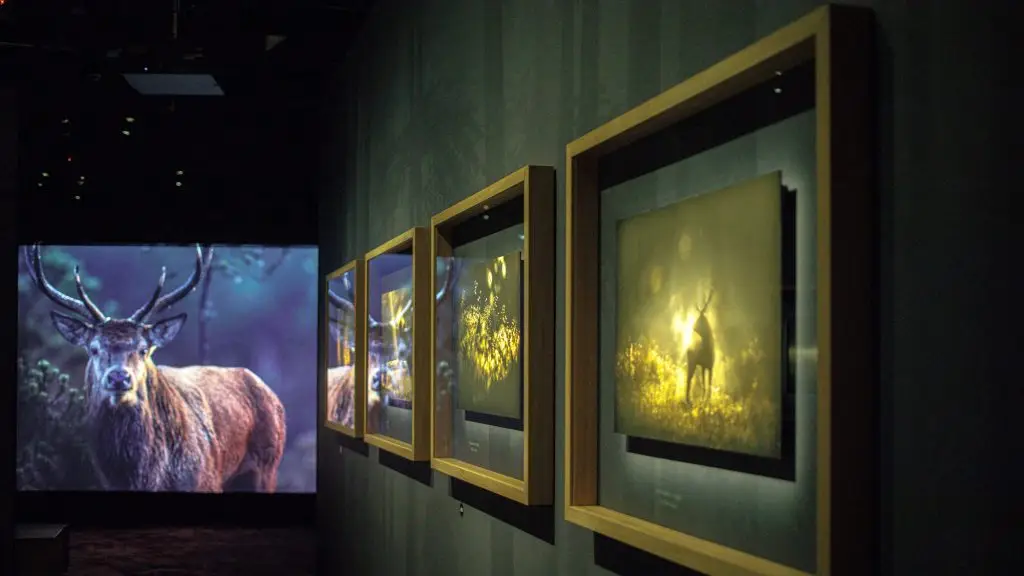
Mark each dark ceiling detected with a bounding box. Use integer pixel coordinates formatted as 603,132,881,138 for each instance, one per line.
3,0,373,245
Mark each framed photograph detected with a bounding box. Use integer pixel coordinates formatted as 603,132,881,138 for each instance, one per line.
431,165,555,505
324,259,366,438
613,171,796,476
363,228,432,461
565,5,875,576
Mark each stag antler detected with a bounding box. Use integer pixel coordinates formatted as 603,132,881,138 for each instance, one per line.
23,244,107,323
326,257,457,328
129,244,212,323
697,288,715,315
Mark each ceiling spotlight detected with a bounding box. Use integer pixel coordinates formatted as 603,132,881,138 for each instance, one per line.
37,182,43,187
176,170,184,176
61,118,70,124
175,181,182,187
122,130,131,136
126,117,135,123
774,87,782,94
41,172,49,177
74,195,81,200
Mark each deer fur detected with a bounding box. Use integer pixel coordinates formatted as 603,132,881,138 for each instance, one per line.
326,365,355,428
326,365,380,432
91,358,285,492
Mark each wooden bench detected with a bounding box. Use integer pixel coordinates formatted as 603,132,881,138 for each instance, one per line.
15,524,70,575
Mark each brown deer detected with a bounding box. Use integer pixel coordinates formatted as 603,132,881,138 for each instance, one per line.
325,315,358,428
24,244,286,493
685,289,715,405
325,258,456,427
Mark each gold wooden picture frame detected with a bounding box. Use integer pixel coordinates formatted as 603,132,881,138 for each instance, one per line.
324,259,367,438
565,5,875,576
363,227,432,461
431,165,555,505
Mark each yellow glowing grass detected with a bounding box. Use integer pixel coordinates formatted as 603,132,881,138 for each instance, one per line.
458,255,520,390
616,333,777,455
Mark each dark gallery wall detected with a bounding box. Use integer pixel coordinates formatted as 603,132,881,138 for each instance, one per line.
317,1,1011,575
2,87,18,576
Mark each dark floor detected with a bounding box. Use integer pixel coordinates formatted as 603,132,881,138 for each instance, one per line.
69,527,315,575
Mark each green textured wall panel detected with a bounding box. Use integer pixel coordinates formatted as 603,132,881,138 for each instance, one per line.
317,1,1011,574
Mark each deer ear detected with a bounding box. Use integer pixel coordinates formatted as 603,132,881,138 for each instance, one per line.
51,311,95,347
147,313,187,348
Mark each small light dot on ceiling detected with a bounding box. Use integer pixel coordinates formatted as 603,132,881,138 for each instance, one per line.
176,170,184,176
61,118,70,124
774,87,782,94
37,182,43,187
41,172,49,177
775,70,782,76
175,181,182,187
126,117,135,123
122,130,131,136
74,195,81,200
482,214,490,221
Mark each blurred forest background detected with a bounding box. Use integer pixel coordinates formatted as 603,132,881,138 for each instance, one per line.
16,245,319,493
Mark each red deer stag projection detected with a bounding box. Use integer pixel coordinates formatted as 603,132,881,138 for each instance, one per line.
24,245,286,493
325,259,456,429
685,289,716,406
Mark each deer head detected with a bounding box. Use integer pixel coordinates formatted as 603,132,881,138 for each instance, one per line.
24,244,212,409
692,288,715,338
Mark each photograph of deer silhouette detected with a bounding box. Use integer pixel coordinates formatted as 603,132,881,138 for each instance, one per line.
613,172,785,460
16,244,318,493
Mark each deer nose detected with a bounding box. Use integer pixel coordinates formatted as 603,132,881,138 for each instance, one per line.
105,368,132,392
